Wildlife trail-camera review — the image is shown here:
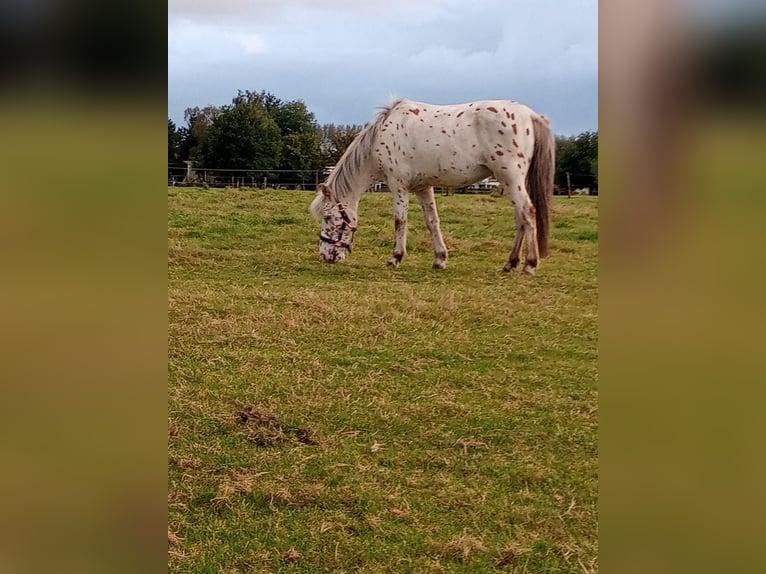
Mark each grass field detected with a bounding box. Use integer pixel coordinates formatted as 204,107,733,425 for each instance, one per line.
168,187,598,573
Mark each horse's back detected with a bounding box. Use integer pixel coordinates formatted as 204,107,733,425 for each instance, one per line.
387,99,537,149
375,99,538,187
391,99,536,117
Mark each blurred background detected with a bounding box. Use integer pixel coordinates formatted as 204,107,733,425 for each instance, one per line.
600,1,766,573
0,1,167,573
0,0,765,572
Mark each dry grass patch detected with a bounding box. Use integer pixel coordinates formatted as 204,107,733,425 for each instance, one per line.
237,404,319,447
435,532,489,561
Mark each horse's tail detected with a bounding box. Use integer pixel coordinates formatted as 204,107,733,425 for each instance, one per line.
527,114,555,258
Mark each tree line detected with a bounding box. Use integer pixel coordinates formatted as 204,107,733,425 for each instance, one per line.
555,131,598,191
169,90,597,190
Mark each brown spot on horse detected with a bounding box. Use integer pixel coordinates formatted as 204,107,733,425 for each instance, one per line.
409,108,420,115
512,124,518,135
487,106,498,113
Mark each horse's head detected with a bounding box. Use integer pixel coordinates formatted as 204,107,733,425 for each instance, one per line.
309,184,358,263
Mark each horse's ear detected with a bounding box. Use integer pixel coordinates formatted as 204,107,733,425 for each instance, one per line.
318,183,331,198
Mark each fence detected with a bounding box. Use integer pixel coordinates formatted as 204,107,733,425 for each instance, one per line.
168,166,323,190
554,172,599,196
169,165,598,195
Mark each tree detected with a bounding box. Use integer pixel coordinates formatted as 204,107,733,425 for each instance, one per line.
179,105,221,165
195,90,323,182
265,95,323,176
280,132,323,184
201,97,282,171
271,100,316,136
320,124,364,167
555,135,576,187
555,131,598,191
233,90,282,117
168,118,181,165
590,156,598,188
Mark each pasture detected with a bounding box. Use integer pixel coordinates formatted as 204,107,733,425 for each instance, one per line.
168,188,598,573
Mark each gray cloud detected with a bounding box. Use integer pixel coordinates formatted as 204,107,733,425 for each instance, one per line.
168,0,447,22
168,0,597,135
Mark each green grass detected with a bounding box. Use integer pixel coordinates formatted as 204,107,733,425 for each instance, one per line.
168,188,598,573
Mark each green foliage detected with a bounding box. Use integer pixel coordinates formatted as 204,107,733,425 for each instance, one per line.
168,118,181,165
271,99,318,138
180,105,221,165
590,156,598,186
201,98,282,170
179,90,325,176
555,131,598,189
255,92,324,175
281,132,323,179
320,123,365,166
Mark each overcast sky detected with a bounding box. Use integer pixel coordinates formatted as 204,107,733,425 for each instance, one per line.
168,0,598,136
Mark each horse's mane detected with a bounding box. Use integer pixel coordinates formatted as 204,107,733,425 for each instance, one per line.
326,98,404,201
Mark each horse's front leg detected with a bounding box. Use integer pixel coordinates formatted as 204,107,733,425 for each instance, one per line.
387,186,410,268
415,186,448,269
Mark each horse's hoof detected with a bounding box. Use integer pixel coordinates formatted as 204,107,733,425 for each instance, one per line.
522,265,536,275
502,263,514,273
432,260,447,270
387,258,400,268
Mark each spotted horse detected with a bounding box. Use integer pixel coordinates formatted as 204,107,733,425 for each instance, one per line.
310,98,555,274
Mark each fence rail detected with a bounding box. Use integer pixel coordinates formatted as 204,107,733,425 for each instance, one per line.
168,166,323,190
168,166,598,195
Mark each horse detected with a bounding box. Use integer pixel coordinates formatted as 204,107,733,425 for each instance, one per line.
309,98,555,274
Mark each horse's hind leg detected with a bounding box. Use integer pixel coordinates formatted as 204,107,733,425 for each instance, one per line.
503,207,524,272
387,185,410,268
414,186,448,269
496,170,539,274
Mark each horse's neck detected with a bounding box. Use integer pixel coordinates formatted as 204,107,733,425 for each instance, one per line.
329,148,377,209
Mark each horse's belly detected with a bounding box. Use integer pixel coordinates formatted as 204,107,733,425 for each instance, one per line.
392,154,491,188
426,163,491,187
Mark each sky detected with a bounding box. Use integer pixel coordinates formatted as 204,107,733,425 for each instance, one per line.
168,0,598,136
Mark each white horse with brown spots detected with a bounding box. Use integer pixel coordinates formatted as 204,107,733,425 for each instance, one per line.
310,98,555,274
